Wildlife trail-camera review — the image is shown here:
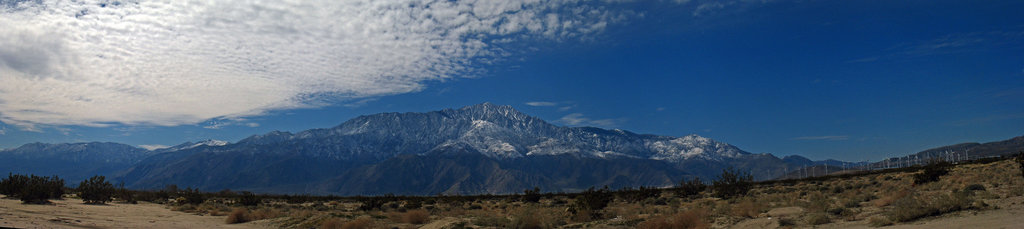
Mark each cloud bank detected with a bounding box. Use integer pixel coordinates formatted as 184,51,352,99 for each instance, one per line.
0,0,629,129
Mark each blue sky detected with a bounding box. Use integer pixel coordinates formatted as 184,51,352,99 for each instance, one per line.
1,0,1022,161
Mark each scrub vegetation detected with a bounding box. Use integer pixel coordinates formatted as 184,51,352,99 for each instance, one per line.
2,155,1022,228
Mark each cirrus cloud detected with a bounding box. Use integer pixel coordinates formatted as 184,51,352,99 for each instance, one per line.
0,0,631,129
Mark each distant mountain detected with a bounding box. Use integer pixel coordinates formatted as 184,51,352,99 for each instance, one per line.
0,142,152,183
10,103,938,195
777,135,1024,179
116,103,808,195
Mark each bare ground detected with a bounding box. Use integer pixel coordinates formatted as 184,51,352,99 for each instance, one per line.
0,196,272,229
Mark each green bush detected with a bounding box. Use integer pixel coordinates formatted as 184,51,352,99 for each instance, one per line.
569,186,614,219
78,175,115,204
676,177,706,198
0,173,29,197
17,175,65,204
179,187,206,205
712,167,753,199
238,191,260,206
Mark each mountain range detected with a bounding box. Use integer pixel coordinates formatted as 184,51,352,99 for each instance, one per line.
2,103,1021,195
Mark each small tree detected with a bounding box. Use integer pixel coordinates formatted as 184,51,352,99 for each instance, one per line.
114,182,136,204
712,167,753,199
569,186,614,220
0,173,29,197
78,175,115,204
19,175,65,204
677,177,707,198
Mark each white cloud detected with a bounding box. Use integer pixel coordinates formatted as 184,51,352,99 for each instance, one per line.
525,101,557,107
138,144,170,151
792,135,849,141
0,0,630,129
557,113,622,127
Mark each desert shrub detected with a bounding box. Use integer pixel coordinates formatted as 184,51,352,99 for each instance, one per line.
636,208,709,229
888,190,972,222
827,207,846,216
341,217,375,229
0,173,28,197
618,186,661,203
238,191,260,206
806,213,830,225
1016,152,1024,178
509,206,563,229
873,189,910,207
473,214,511,227
712,167,753,199
180,187,206,205
401,209,430,224
509,209,543,229
913,161,950,185
778,217,796,227
522,187,542,203
569,186,614,220
804,192,831,213
1,174,65,204
358,197,385,211
226,208,250,224
868,216,892,227
78,175,115,204
114,182,135,204
963,184,986,192
730,198,763,218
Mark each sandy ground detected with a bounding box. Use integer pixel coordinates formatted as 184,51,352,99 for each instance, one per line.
832,196,1024,229
0,196,272,229
730,196,1024,229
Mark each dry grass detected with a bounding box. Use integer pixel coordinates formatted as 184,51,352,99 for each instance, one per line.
636,208,709,229
225,208,250,224
340,217,375,229
320,218,344,229
400,209,430,224
868,216,892,227
730,198,763,218
152,158,1023,229
508,206,565,229
805,213,830,225
872,188,910,207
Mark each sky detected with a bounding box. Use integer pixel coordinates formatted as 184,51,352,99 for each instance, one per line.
0,0,1022,161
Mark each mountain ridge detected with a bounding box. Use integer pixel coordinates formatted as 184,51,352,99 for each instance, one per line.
2,103,1020,195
